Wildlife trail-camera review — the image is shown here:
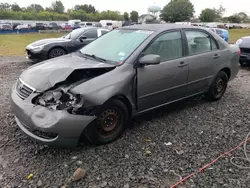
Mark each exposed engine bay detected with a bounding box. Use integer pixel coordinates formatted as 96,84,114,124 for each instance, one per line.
34,67,115,114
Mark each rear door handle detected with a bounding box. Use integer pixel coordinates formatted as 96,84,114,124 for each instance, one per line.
178,61,187,68
213,54,220,59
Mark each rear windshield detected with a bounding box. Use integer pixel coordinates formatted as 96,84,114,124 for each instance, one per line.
86,23,92,26
36,23,44,26
107,23,112,26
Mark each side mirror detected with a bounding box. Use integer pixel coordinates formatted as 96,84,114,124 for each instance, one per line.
139,54,161,65
79,35,87,42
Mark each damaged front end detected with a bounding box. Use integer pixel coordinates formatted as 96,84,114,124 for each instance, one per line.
36,89,84,114
33,67,115,115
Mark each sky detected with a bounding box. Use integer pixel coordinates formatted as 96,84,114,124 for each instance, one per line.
4,0,250,17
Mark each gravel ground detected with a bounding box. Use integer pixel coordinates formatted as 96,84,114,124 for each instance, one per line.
0,58,250,188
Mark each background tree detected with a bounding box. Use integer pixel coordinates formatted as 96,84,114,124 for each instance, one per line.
199,8,218,22
27,4,44,12
74,4,96,13
11,3,21,12
160,0,195,22
238,12,249,22
0,3,11,10
123,12,129,21
228,14,243,23
51,0,64,13
130,11,139,22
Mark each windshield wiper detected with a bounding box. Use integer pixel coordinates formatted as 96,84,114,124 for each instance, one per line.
82,53,107,63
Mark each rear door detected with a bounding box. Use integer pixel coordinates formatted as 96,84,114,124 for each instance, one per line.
184,29,221,95
137,30,189,112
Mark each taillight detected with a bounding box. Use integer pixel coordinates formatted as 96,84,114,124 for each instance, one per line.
238,49,241,56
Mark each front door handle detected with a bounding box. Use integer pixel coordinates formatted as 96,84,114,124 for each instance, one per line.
178,61,187,68
213,54,220,59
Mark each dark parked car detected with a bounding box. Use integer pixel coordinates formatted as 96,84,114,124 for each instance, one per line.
31,23,45,30
11,24,239,147
26,27,110,61
48,23,60,30
236,36,250,66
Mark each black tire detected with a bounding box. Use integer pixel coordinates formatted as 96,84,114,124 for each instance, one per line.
82,99,129,145
205,71,228,101
48,48,66,59
239,60,245,67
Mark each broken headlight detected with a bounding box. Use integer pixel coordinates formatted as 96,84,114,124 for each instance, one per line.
37,90,84,112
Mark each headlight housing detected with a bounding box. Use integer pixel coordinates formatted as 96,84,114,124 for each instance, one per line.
236,39,243,45
36,89,84,113
31,45,45,52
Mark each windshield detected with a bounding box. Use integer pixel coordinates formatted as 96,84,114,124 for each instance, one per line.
80,29,153,63
64,28,86,40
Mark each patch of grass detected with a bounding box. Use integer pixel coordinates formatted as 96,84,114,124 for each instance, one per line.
0,29,250,57
0,33,65,56
228,29,250,43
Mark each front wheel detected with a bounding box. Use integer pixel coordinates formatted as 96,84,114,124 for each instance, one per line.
82,99,129,145
205,71,228,101
48,48,66,59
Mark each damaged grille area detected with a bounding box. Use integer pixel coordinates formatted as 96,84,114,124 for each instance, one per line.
16,79,35,99
32,130,58,139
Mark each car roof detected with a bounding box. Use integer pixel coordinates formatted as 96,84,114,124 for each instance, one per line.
122,24,201,32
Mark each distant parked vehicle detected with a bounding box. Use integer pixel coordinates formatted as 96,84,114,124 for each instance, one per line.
100,20,114,30
209,28,229,42
61,23,72,30
16,24,31,30
0,23,12,30
31,23,45,30
12,22,21,30
47,23,60,30
236,36,250,66
80,22,93,27
93,22,102,27
25,27,110,61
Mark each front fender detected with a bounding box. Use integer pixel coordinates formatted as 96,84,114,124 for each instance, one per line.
70,64,136,108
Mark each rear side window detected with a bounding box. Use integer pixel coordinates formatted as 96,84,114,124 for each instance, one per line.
84,30,98,38
185,30,219,55
143,31,183,61
101,30,109,35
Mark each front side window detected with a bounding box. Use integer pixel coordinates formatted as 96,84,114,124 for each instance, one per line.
84,30,97,38
185,30,218,55
80,29,153,63
143,31,183,61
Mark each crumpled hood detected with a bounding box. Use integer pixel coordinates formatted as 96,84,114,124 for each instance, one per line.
28,38,70,47
20,53,116,92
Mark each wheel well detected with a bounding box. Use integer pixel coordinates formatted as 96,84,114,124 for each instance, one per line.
220,68,231,80
48,46,67,58
108,95,132,118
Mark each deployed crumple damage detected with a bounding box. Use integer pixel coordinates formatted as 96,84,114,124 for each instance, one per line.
35,67,116,114
20,53,116,92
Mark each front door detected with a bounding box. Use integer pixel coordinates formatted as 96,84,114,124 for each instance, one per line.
137,31,189,112
184,30,221,95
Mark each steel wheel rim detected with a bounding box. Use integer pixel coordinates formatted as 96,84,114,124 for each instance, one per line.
96,109,121,138
214,77,225,96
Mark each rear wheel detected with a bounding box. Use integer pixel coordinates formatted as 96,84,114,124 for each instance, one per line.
83,99,129,145
205,71,228,101
48,48,66,59
239,60,245,67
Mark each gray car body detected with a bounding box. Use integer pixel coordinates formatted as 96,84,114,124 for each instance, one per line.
11,24,240,146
